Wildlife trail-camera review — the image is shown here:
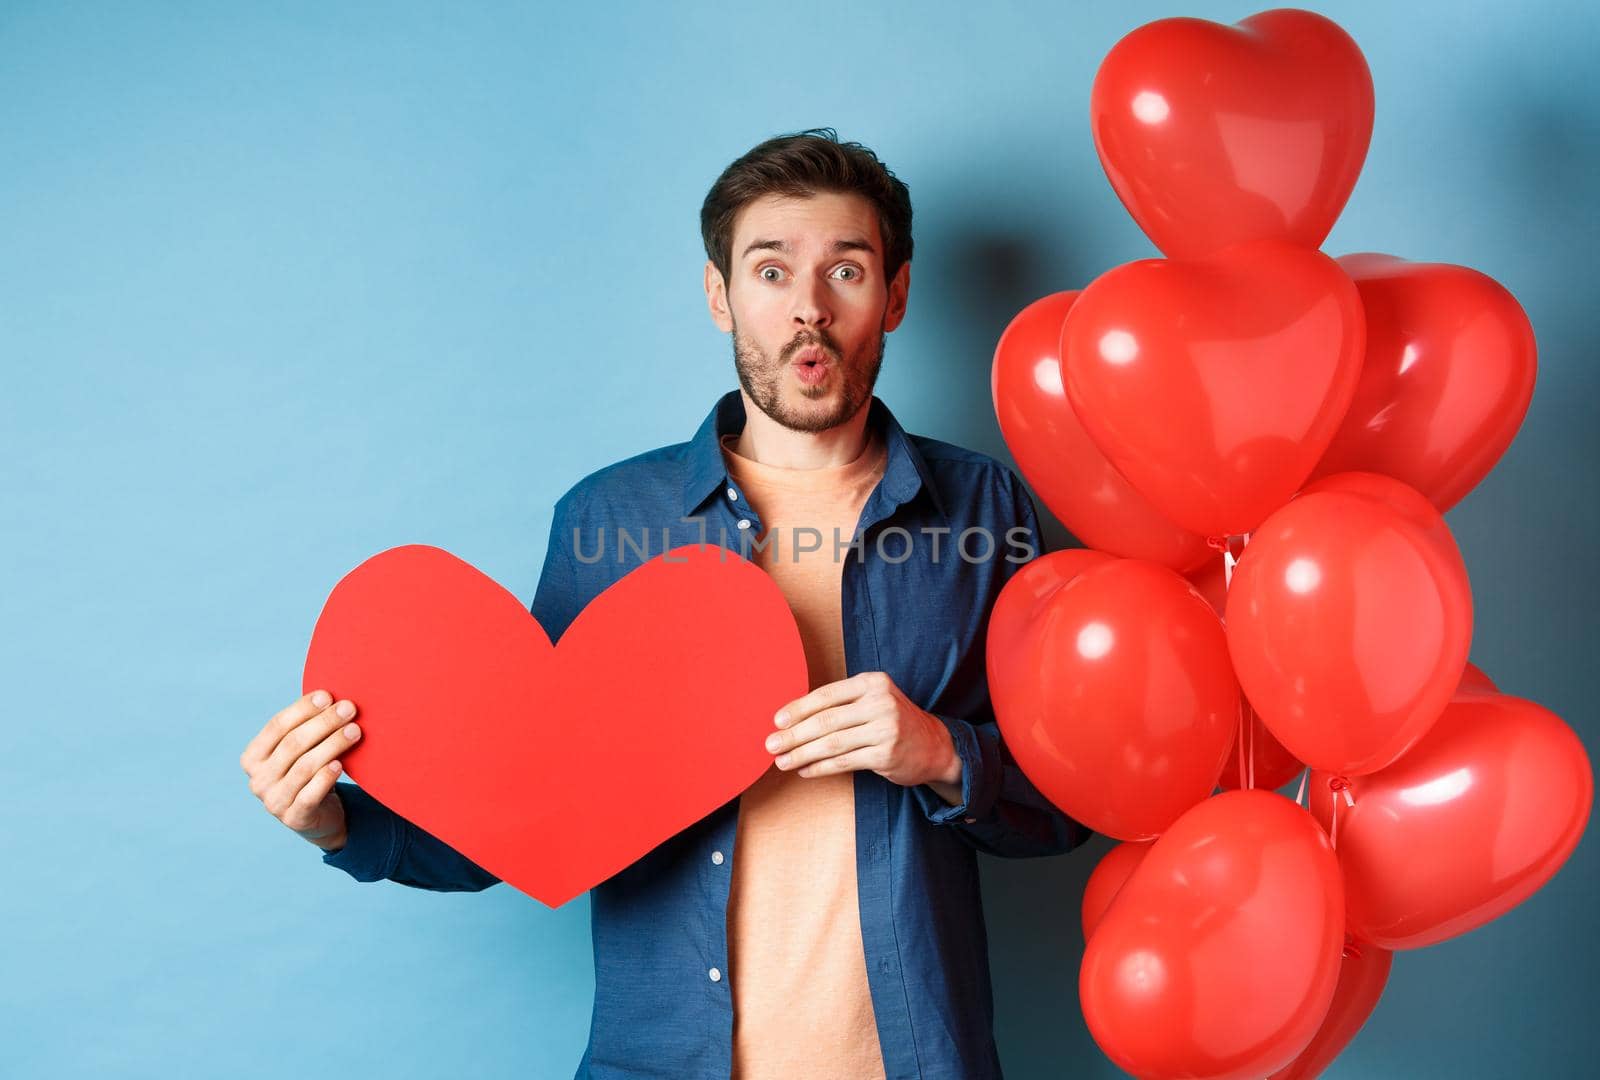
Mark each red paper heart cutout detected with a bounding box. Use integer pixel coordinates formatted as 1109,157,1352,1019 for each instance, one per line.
1091,9,1374,258
1308,253,1538,512
1062,239,1366,537
303,543,807,907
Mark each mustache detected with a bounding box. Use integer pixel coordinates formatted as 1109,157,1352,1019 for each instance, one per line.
780,332,842,363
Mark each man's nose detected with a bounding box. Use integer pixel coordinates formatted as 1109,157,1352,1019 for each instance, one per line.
790,276,832,329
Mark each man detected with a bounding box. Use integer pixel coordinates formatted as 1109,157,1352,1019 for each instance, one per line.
241,128,1093,1079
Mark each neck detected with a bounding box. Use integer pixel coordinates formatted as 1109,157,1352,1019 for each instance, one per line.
731,389,872,469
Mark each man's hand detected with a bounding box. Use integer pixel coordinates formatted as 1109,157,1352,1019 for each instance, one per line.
764,671,964,804
240,689,363,851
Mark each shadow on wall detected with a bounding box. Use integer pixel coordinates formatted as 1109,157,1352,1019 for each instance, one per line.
918,180,1106,551
922,171,1115,1076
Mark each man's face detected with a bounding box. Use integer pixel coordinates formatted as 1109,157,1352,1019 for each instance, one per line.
705,190,910,434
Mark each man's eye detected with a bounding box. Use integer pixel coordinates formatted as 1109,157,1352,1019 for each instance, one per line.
833,265,860,281
759,266,785,282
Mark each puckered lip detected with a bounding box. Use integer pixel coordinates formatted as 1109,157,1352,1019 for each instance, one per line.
791,346,831,366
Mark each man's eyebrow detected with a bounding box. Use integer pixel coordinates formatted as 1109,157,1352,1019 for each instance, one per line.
739,237,878,260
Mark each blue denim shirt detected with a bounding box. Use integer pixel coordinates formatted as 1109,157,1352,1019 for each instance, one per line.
322,389,1093,1079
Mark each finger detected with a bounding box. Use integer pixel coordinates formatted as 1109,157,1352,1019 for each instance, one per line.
767,699,870,757
258,699,357,791
774,670,889,729
795,745,882,779
281,758,345,832
266,721,361,819
775,718,880,773
242,690,331,770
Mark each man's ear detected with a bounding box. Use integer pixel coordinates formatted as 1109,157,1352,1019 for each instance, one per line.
883,260,911,333
705,260,734,333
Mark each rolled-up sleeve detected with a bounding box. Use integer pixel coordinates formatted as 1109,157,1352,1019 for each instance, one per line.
320,781,402,882
908,469,1095,858
320,781,500,891
913,711,1093,858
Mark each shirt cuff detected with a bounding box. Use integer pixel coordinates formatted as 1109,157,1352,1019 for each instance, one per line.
913,712,1003,826
320,781,402,882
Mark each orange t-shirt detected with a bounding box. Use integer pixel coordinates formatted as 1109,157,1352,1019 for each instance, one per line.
718,426,890,1080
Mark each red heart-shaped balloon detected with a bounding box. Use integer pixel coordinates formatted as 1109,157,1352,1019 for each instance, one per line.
992,291,1210,571
1308,253,1538,512
1062,239,1365,537
1309,690,1592,949
303,544,807,907
1091,9,1374,258
1081,790,1345,1080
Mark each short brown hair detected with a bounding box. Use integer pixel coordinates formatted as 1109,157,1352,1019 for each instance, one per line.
700,127,913,287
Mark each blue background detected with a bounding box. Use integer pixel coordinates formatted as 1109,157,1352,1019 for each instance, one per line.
5,2,1595,1076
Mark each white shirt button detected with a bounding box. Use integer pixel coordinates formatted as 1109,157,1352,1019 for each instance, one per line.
711,850,725,865
736,519,751,530
708,967,722,982
726,487,738,501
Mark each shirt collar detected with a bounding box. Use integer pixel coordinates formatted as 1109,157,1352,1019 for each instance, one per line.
681,389,947,521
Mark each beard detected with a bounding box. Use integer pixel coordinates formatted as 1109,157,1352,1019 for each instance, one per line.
730,315,886,434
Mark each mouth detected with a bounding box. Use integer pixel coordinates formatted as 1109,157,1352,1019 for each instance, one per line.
791,347,832,387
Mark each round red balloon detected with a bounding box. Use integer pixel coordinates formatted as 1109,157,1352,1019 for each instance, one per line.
1091,9,1374,258
1269,936,1393,1080
1309,690,1592,949
1226,474,1473,775
1458,660,1498,695
993,291,1211,570
1081,840,1153,940
1309,254,1537,512
1062,239,1365,537
1299,470,1463,561
989,556,1238,840
1185,551,1229,616
987,548,1113,706
1081,790,1345,1080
